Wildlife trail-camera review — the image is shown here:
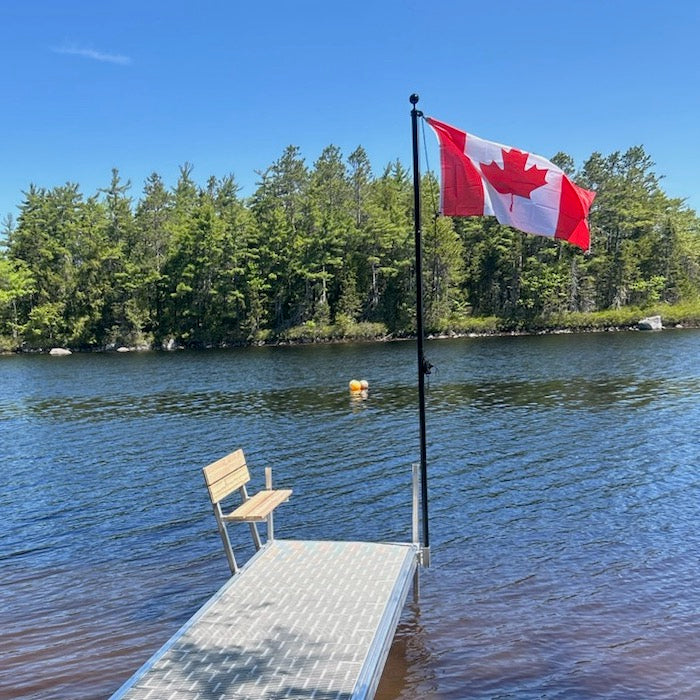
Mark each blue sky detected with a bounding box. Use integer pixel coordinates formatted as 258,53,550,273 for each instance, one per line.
1,0,699,225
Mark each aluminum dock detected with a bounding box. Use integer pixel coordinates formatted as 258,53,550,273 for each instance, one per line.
111,539,419,700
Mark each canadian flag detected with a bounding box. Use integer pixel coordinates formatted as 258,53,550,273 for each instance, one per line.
426,117,596,251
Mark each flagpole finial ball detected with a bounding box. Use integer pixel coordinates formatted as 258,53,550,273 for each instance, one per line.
410,93,420,105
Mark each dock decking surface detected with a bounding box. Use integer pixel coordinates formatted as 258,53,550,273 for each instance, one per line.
111,540,418,700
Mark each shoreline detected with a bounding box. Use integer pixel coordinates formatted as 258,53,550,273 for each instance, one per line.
3,319,699,356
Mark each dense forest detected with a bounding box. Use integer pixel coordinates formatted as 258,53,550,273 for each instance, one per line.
1,141,699,351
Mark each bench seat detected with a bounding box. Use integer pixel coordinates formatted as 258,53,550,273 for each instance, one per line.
224,488,293,522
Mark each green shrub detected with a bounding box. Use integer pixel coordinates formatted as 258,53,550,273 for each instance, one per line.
437,301,700,337
433,313,501,334
0,334,17,352
282,320,388,342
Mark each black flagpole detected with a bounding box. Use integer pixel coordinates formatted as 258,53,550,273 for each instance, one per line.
410,93,430,567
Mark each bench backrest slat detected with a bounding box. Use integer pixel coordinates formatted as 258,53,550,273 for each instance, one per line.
203,449,250,504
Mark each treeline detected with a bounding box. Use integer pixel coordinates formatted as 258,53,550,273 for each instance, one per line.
1,143,699,350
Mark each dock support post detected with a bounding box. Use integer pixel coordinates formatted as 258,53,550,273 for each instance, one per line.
412,462,420,547
412,462,421,599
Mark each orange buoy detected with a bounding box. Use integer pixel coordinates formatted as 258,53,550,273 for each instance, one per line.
349,379,362,393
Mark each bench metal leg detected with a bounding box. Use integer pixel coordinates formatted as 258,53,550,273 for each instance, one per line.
249,522,263,550
240,484,264,550
214,504,239,575
267,512,274,541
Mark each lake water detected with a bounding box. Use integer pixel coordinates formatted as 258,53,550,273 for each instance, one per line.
1,330,699,699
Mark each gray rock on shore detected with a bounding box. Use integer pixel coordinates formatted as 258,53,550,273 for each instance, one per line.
638,315,663,331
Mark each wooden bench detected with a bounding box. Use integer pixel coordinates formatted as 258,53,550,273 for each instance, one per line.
202,449,292,574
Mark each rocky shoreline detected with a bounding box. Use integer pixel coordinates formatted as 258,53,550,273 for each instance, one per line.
4,314,698,356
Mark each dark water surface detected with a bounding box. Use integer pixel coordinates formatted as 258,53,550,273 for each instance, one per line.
1,330,699,699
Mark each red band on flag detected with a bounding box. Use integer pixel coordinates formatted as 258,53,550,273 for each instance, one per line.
426,117,485,216
555,180,597,249
426,116,595,251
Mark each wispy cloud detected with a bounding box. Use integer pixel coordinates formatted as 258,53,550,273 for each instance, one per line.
52,44,132,66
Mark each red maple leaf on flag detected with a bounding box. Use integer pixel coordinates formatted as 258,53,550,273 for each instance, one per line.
480,148,548,211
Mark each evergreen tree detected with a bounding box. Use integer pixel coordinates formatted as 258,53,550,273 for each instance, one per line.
361,160,413,331
98,168,138,344
420,173,465,328
250,146,310,330
306,145,355,323
9,184,85,345
133,172,175,343
347,146,372,227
